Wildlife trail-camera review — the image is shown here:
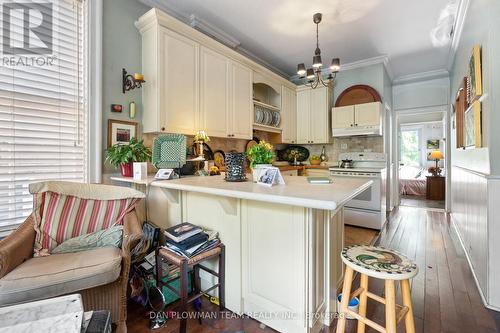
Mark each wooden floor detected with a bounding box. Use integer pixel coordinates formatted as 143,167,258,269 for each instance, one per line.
400,195,445,210
127,206,500,333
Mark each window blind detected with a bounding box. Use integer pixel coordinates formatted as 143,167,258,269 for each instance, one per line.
0,0,88,233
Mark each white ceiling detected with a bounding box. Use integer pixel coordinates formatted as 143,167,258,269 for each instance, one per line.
145,0,460,79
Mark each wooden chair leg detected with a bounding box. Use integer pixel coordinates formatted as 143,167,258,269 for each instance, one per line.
336,266,354,333
385,280,397,333
357,274,369,333
401,279,416,333
179,259,189,333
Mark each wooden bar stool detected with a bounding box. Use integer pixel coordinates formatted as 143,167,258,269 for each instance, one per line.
336,245,418,333
155,244,225,333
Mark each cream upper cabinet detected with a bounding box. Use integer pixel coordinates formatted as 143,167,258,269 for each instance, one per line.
332,102,382,129
141,26,200,134
296,86,331,144
296,90,311,144
200,46,229,138
230,61,253,139
331,105,355,129
354,102,382,126
281,85,297,144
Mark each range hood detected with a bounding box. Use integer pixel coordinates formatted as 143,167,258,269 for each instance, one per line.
332,124,383,137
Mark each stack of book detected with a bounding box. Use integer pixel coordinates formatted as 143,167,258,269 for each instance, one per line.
163,222,220,259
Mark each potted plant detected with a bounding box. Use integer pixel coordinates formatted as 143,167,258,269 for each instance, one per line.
246,140,274,182
106,137,152,177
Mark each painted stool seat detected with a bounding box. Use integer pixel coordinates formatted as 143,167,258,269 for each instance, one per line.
341,245,418,280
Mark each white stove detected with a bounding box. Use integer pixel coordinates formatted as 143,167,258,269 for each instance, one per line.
329,152,387,230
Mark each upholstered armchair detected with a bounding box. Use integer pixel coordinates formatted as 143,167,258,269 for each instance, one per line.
0,181,145,333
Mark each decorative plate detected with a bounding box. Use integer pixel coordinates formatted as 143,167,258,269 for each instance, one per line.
213,150,225,168
277,145,310,162
152,134,187,169
190,142,214,160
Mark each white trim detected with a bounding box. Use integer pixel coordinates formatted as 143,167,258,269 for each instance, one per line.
447,0,470,70
189,14,241,49
87,0,103,183
392,69,450,85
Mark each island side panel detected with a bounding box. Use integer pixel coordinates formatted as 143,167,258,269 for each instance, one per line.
181,191,243,314
241,200,307,333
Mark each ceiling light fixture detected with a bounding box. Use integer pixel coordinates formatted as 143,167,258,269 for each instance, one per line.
297,13,340,89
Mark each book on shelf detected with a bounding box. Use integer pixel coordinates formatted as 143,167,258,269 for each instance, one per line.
165,232,208,251
164,222,202,243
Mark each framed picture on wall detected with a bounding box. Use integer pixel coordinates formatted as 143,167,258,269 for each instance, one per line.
426,139,440,150
464,101,482,148
108,119,138,147
468,45,482,103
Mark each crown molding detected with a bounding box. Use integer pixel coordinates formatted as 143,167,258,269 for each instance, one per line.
188,14,241,49
393,69,450,85
446,0,470,70
138,0,291,79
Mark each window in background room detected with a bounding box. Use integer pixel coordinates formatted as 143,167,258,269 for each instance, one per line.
0,0,88,234
400,129,421,167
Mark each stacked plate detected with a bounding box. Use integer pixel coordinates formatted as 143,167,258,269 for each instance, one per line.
254,105,281,127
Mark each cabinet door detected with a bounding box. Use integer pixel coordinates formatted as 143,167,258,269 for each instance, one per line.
310,87,329,144
332,105,354,129
296,90,311,144
354,102,381,126
160,28,199,134
200,47,229,138
230,61,253,139
281,86,297,144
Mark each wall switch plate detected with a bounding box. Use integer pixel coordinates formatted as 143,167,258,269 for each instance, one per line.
340,143,347,150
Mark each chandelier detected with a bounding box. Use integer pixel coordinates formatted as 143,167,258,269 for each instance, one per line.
297,13,340,89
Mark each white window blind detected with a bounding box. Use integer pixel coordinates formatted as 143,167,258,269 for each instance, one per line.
0,0,88,233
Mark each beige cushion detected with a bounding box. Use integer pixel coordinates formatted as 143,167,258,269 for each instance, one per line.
0,247,122,306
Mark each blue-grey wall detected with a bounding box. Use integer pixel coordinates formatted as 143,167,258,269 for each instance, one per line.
102,0,150,171
333,63,386,105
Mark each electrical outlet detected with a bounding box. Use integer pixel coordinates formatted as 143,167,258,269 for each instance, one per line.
340,143,347,150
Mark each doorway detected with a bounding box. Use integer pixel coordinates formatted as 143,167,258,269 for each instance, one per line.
394,108,450,211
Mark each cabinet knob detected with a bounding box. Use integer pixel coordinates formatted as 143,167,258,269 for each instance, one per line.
355,124,358,126
350,124,353,127
161,127,165,131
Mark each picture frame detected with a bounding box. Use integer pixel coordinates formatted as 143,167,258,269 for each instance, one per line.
468,45,482,103
426,139,440,150
464,101,482,148
257,167,285,187
107,119,138,147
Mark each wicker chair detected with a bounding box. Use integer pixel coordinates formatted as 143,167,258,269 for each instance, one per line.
0,182,145,333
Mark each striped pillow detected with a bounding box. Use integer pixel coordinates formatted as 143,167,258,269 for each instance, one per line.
34,191,139,255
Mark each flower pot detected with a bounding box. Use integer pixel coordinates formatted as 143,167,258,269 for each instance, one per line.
119,162,134,177
251,164,272,182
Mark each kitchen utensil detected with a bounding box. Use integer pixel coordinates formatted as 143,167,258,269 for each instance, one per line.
340,159,354,168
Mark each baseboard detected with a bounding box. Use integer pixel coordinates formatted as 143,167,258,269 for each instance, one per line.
450,214,490,308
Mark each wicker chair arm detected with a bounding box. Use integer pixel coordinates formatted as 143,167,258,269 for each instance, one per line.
0,214,36,278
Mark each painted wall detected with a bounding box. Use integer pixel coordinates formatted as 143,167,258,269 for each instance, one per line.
392,77,449,111
102,0,150,173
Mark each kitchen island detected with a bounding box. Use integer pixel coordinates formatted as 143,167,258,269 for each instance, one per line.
146,175,372,333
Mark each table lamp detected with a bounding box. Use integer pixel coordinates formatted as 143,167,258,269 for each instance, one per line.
429,150,444,175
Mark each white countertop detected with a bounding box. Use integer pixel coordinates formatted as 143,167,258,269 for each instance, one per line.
150,175,372,210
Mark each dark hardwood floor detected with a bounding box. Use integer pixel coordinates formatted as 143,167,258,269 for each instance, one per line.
127,206,500,333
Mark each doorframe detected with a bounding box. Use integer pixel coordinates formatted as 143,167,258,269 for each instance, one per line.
393,105,451,212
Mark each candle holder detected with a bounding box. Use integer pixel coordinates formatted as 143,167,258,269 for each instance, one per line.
122,68,145,93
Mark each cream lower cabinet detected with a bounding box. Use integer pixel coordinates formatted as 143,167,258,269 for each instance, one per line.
141,26,200,134
281,85,297,144
199,46,253,139
155,189,344,333
296,86,331,144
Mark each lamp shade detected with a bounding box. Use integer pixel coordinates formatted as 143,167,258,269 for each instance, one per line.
306,68,315,80
297,63,306,76
330,58,340,72
312,55,322,68
429,150,444,160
